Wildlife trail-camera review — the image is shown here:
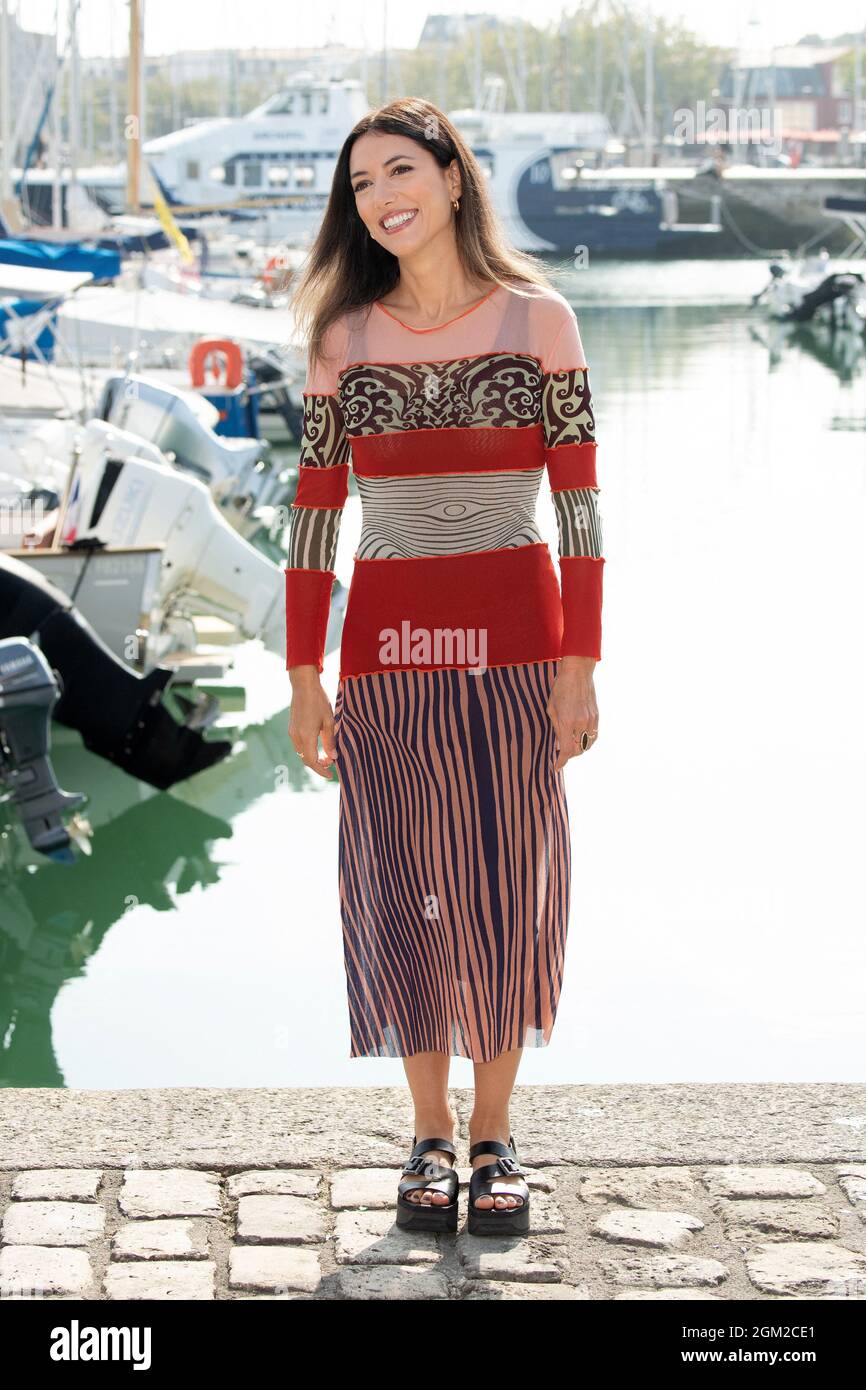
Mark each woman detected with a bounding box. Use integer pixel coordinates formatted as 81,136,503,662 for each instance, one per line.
286,98,603,1237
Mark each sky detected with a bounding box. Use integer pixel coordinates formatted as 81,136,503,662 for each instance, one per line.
13,0,866,58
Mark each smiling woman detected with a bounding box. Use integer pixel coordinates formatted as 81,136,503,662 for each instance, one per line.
285,97,603,1237
344,126,507,329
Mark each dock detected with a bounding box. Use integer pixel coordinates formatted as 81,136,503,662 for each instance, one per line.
1,1083,865,1300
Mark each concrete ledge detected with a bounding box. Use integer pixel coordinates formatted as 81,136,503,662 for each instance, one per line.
2,1083,865,1169
3,1085,866,1300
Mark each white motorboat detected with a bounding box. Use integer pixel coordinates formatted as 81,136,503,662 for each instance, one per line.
752,248,866,331
0,409,346,676
16,73,716,255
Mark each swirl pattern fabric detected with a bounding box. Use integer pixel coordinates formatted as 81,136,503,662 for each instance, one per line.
340,353,542,433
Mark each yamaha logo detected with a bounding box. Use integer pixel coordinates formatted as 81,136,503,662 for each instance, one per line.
0,654,31,677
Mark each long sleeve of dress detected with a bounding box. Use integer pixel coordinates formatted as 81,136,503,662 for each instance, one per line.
284,325,351,671
541,305,604,660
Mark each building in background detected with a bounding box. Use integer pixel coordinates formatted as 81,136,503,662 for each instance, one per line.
718,44,864,162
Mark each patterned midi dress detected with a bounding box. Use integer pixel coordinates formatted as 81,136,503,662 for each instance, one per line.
285,280,604,1062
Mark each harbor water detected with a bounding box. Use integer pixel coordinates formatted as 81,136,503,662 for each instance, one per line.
2,259,865,1090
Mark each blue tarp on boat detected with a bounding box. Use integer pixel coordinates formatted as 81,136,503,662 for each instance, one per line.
0,237,121,281
90,225,202,255
0,298,58,360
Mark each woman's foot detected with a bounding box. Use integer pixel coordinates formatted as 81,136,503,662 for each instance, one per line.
468,1123,525,1211
403,1106,459,1205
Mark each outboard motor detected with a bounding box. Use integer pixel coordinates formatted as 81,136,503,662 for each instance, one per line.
246,346,304,442
0,637,89,859
94,372,265,490
0,553,232,791
92,372,294,535
783,271,865,323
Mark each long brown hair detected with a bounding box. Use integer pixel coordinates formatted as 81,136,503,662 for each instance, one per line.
290,97,558,372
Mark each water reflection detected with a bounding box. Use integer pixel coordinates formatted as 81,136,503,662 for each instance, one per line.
1,795,232,1087
748,318,866,381
1,269,865,1087
0,702,321,1088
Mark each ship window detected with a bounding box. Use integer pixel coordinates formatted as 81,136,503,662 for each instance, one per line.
267,165,291,185
266,92,294,115
243,162,262,187
185,160,200,180
224,163,236,186
293,165,315,187
550,150,587,190
300,91,312,115
318,91,329,114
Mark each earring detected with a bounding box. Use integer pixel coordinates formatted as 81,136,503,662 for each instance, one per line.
452,197,460,212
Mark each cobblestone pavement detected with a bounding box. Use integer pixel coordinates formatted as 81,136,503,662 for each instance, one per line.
2,1160,866,1300
3,1085,866,1300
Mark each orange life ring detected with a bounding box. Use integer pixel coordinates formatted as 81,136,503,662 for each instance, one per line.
189,338,244,391
259,252,293,290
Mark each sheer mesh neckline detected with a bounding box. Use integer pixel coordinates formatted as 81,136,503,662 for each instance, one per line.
373,284,503,333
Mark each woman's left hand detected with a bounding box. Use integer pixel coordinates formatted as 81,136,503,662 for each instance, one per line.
547,656,599,770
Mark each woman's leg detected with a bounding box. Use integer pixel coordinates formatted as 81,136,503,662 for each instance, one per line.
401,1051,458,1205
469,1047,525,1210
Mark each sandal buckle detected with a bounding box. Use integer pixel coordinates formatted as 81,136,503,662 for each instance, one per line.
404,1155,434,1177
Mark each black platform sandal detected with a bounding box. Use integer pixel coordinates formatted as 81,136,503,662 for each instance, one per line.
396,1135,459,1232
467,1134,530,1236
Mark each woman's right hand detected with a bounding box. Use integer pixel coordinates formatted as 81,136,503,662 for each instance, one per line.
288,667,338,780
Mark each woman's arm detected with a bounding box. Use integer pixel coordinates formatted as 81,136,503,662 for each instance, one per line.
541,304,604,660
285,397,351,673
285,331,351,778
541,303,604,765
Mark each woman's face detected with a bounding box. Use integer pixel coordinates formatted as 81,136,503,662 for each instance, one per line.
349,129,459,255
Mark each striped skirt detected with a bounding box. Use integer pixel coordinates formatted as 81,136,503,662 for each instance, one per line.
332,659,571,1062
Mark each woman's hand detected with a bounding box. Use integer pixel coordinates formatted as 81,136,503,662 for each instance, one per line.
288,667,338,780
546,655,599,770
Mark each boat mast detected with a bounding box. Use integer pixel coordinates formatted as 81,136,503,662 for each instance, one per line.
68,0,80,222
855,32,863,151
108,0,119,157
52,0,62,227
127,0,144,214
0,0,9,215
644,4,654,164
